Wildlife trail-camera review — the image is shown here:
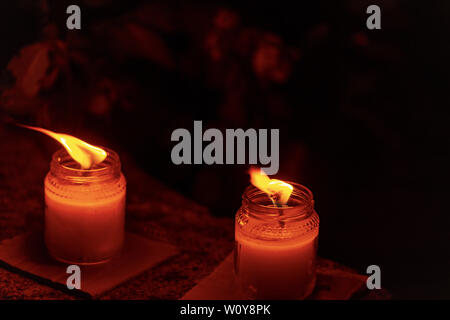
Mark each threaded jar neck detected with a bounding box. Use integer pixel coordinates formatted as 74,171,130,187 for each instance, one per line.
50,147,121,184
242,182,314,222
237,183,319,242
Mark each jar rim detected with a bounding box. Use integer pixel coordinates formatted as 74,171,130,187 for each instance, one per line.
242,182,314,220
50,147,121,182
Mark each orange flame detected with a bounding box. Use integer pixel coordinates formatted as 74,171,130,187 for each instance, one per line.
20,125,107,169
249,167,293,206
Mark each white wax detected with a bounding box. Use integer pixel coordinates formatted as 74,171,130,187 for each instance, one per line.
45,176,126,264
235,227,318,299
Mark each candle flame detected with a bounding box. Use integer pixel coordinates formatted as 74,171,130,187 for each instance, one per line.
20,124,107,169
249,167,293,206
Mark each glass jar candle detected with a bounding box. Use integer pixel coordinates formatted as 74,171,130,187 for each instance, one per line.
234,183,319,299
44,147,126,265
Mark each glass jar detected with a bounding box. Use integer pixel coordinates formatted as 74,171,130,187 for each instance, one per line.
234,182,319,299
44,147,126,265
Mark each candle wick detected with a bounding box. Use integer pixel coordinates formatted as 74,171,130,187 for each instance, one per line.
269,193,286,228
275,202,285,228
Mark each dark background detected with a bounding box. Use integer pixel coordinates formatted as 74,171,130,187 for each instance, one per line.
1,0,449,299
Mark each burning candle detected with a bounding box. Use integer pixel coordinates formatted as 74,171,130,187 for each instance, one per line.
234,168,319,299
22,125,126,265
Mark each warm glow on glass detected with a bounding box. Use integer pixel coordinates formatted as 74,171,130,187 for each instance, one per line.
20,124,107,169
249,167,293,205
